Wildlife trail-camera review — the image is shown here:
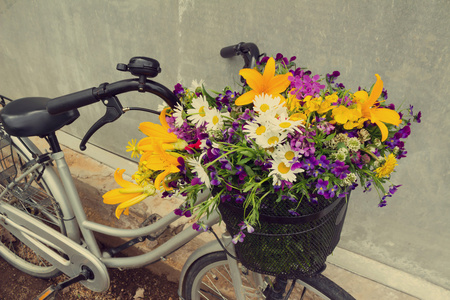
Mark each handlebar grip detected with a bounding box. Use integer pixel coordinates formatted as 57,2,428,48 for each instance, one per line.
47,88,98,115
220,44,240,58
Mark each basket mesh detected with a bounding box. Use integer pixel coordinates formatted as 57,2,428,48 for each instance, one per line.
218,192,349,278
0,133,17,185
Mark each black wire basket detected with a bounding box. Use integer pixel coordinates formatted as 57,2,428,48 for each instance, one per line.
218,191,350,278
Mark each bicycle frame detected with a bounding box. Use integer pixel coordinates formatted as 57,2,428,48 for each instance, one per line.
1,135,238,293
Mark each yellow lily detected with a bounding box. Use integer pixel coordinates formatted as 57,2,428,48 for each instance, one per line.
235,57,291,106
102,169,156,219
354,74,401,141
332,105,364,130
138,108,188,152
138,108,178,149
140,142,181,191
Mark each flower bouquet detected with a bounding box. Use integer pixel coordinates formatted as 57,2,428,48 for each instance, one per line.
103,53,421,276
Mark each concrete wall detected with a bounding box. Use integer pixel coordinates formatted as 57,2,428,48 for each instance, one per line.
1,0,449,291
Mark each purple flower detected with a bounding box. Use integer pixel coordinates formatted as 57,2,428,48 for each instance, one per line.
331,160,350,179
232,232,245,244
173,83,185,95
328,185,338,198
288,209,300,216
317,155,330,170
210,171,220,186
235,165,247,181
177,157,186,173
192,222,209,232
304,156,318,171
174,205,192,218
415,111,422,123
282,195,298,203
235,194,245,204
191,177,203,186
389,184,402,195
364,180,373,192
378,200,387,207
219,158,232,170
255,159,272,171
220,194,231,203
207,148,221,161
239,221,255,233
316,178,329,196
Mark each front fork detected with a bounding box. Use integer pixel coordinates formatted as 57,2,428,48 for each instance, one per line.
222,232,267,299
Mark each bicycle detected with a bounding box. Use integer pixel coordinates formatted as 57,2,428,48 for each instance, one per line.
0,42,355,300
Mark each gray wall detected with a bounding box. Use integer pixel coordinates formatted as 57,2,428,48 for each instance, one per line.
1,0,449,290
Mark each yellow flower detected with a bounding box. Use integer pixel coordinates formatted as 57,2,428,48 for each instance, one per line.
140,142,181,191
354,74,401,141
331,105,363,130
126,139,141,158
138,108,178,150
138,108,187,152
374,154,398,178
235,57,291,106
103,169,156,219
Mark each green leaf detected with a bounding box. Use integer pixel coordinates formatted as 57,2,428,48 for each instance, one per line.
244,165,255,177
238,157,252,165
202,85,217,107
324,132,336,142
240,150,255,158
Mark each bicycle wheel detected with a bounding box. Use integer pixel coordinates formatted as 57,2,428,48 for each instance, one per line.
0,135,65,278
181,251,354,300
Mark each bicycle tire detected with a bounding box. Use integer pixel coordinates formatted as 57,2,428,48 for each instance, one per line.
0,136,66,278
181,251,354,300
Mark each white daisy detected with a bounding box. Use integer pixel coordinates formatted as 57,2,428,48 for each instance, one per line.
252,93,283,116
268,157,303,186
187,96,210,126
204,108,228,131
255,129,287,149
157,102,168,112
273,114,305,134
172,103,185,128
185,153,211,188
243,121,268,140
190,79,205,92
243,114,288,149
271,143,301,164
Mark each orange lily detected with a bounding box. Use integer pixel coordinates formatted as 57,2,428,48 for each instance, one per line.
354,74,401,141
102,169,156,219
235,57,291,106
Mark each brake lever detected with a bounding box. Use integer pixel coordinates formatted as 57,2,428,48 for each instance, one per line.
79,96,123,151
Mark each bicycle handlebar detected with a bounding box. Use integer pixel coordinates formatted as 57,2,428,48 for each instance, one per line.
47,78,179,115
220,42,261,69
